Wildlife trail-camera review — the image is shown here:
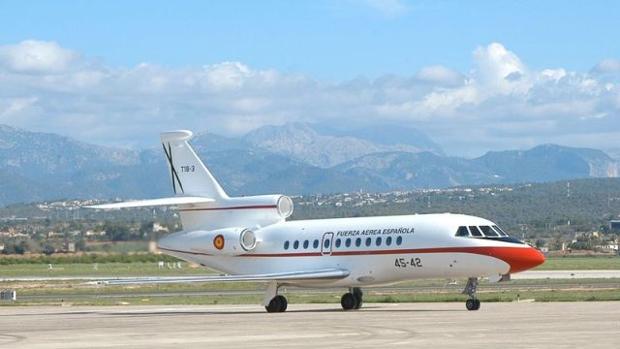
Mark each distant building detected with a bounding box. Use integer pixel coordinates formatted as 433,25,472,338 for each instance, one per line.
610,220,620,232
152,223,169,233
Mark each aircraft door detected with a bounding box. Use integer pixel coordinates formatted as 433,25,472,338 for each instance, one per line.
321,232,334,256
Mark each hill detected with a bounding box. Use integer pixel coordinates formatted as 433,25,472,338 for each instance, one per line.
0,123,618,205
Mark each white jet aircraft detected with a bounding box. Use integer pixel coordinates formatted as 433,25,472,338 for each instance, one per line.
91,130,545,312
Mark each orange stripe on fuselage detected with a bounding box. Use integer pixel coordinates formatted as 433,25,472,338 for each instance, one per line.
159,246,545,273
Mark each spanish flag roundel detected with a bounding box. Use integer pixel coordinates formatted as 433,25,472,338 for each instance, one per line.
213,234,225,250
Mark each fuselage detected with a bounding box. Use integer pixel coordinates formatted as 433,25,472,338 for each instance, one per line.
158,213,545,287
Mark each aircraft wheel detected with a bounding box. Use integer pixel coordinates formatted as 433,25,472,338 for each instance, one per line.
266,296,282,313
352,288,363,309
275,295,288,312
341,293,358,310
466,299,480,311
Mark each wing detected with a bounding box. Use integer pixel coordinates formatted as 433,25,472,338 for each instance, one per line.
86,196,214,209
93,269,350,285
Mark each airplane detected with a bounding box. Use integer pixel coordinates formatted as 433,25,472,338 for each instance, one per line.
90,130,545,312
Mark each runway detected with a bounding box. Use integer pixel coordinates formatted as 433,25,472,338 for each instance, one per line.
1,302,618,348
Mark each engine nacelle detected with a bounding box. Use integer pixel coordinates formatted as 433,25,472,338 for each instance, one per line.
178,194,294,231
160,227,258,256
204,227,257,255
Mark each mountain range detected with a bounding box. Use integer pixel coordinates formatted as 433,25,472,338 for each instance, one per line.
0,123,618,205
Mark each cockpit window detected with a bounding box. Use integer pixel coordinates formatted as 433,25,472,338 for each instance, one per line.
480,226,499,237
492,225,509,237
455,226,470,237
454,223,521,243
468,226,483,237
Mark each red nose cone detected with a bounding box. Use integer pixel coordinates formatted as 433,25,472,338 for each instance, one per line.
490,246,546,273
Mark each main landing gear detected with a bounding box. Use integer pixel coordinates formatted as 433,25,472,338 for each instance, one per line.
265,294,288,313
463,277,481,311
341,287,363,310
264,282,288,313
264,286,364,312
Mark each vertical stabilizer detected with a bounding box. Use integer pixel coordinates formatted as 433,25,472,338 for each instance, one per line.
160,130,229,200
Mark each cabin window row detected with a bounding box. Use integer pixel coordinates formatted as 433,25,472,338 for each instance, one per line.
283,236,403,250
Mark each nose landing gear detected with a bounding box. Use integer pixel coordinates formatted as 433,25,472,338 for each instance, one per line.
463,277,481,311
341,287,363,310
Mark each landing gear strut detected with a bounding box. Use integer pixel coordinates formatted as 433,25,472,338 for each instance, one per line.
463,277,481,311
264,282,288,313
265,294,288,313
341,287,363,311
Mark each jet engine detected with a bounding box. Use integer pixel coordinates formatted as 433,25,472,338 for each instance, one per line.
178,194,294,231
191,227,258,256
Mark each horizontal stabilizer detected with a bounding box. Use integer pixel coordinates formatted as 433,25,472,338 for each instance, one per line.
92,269,350,285
86,196,214,209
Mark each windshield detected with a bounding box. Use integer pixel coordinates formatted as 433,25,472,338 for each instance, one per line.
454,224,523,244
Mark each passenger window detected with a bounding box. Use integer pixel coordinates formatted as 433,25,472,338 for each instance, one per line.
345,238,352,247
355,238,362,247
284,241,289,250
469,226,483,237
376,237,382,246
386,236,392,246
396,236,403,245
303,240,309,249
455,226,469,237
480,226,499,237
365,237,372,247
335,238,342,248
324,239,330,248
493,225,508,236
293,240,299,249
313,239,319,248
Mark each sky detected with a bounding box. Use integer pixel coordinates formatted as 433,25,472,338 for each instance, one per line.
0,0,619,156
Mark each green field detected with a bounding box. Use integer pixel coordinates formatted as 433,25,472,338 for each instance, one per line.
0,262,211,277
534,256,620,270
0,256,618,278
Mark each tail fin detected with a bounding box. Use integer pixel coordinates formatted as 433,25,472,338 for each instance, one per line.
160,130,229,200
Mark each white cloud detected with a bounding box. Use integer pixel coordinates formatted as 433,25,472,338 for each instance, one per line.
0,40,78,73
592,58,620,75
415,65,463,85
0,40,619,156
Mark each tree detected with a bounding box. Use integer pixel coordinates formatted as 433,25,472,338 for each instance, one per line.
42,244,55,255
15,241,27,254
75,238,87,252
103,223,131,241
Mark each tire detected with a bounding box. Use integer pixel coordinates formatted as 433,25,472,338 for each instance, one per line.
341,293,357,310
275,295,288,312
352,288,363,309
466,299,479,311
265,296,282,313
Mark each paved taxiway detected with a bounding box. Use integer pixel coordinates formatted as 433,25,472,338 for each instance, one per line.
1,302,619,348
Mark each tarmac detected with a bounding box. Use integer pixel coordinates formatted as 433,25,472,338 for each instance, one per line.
1,302,619,348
